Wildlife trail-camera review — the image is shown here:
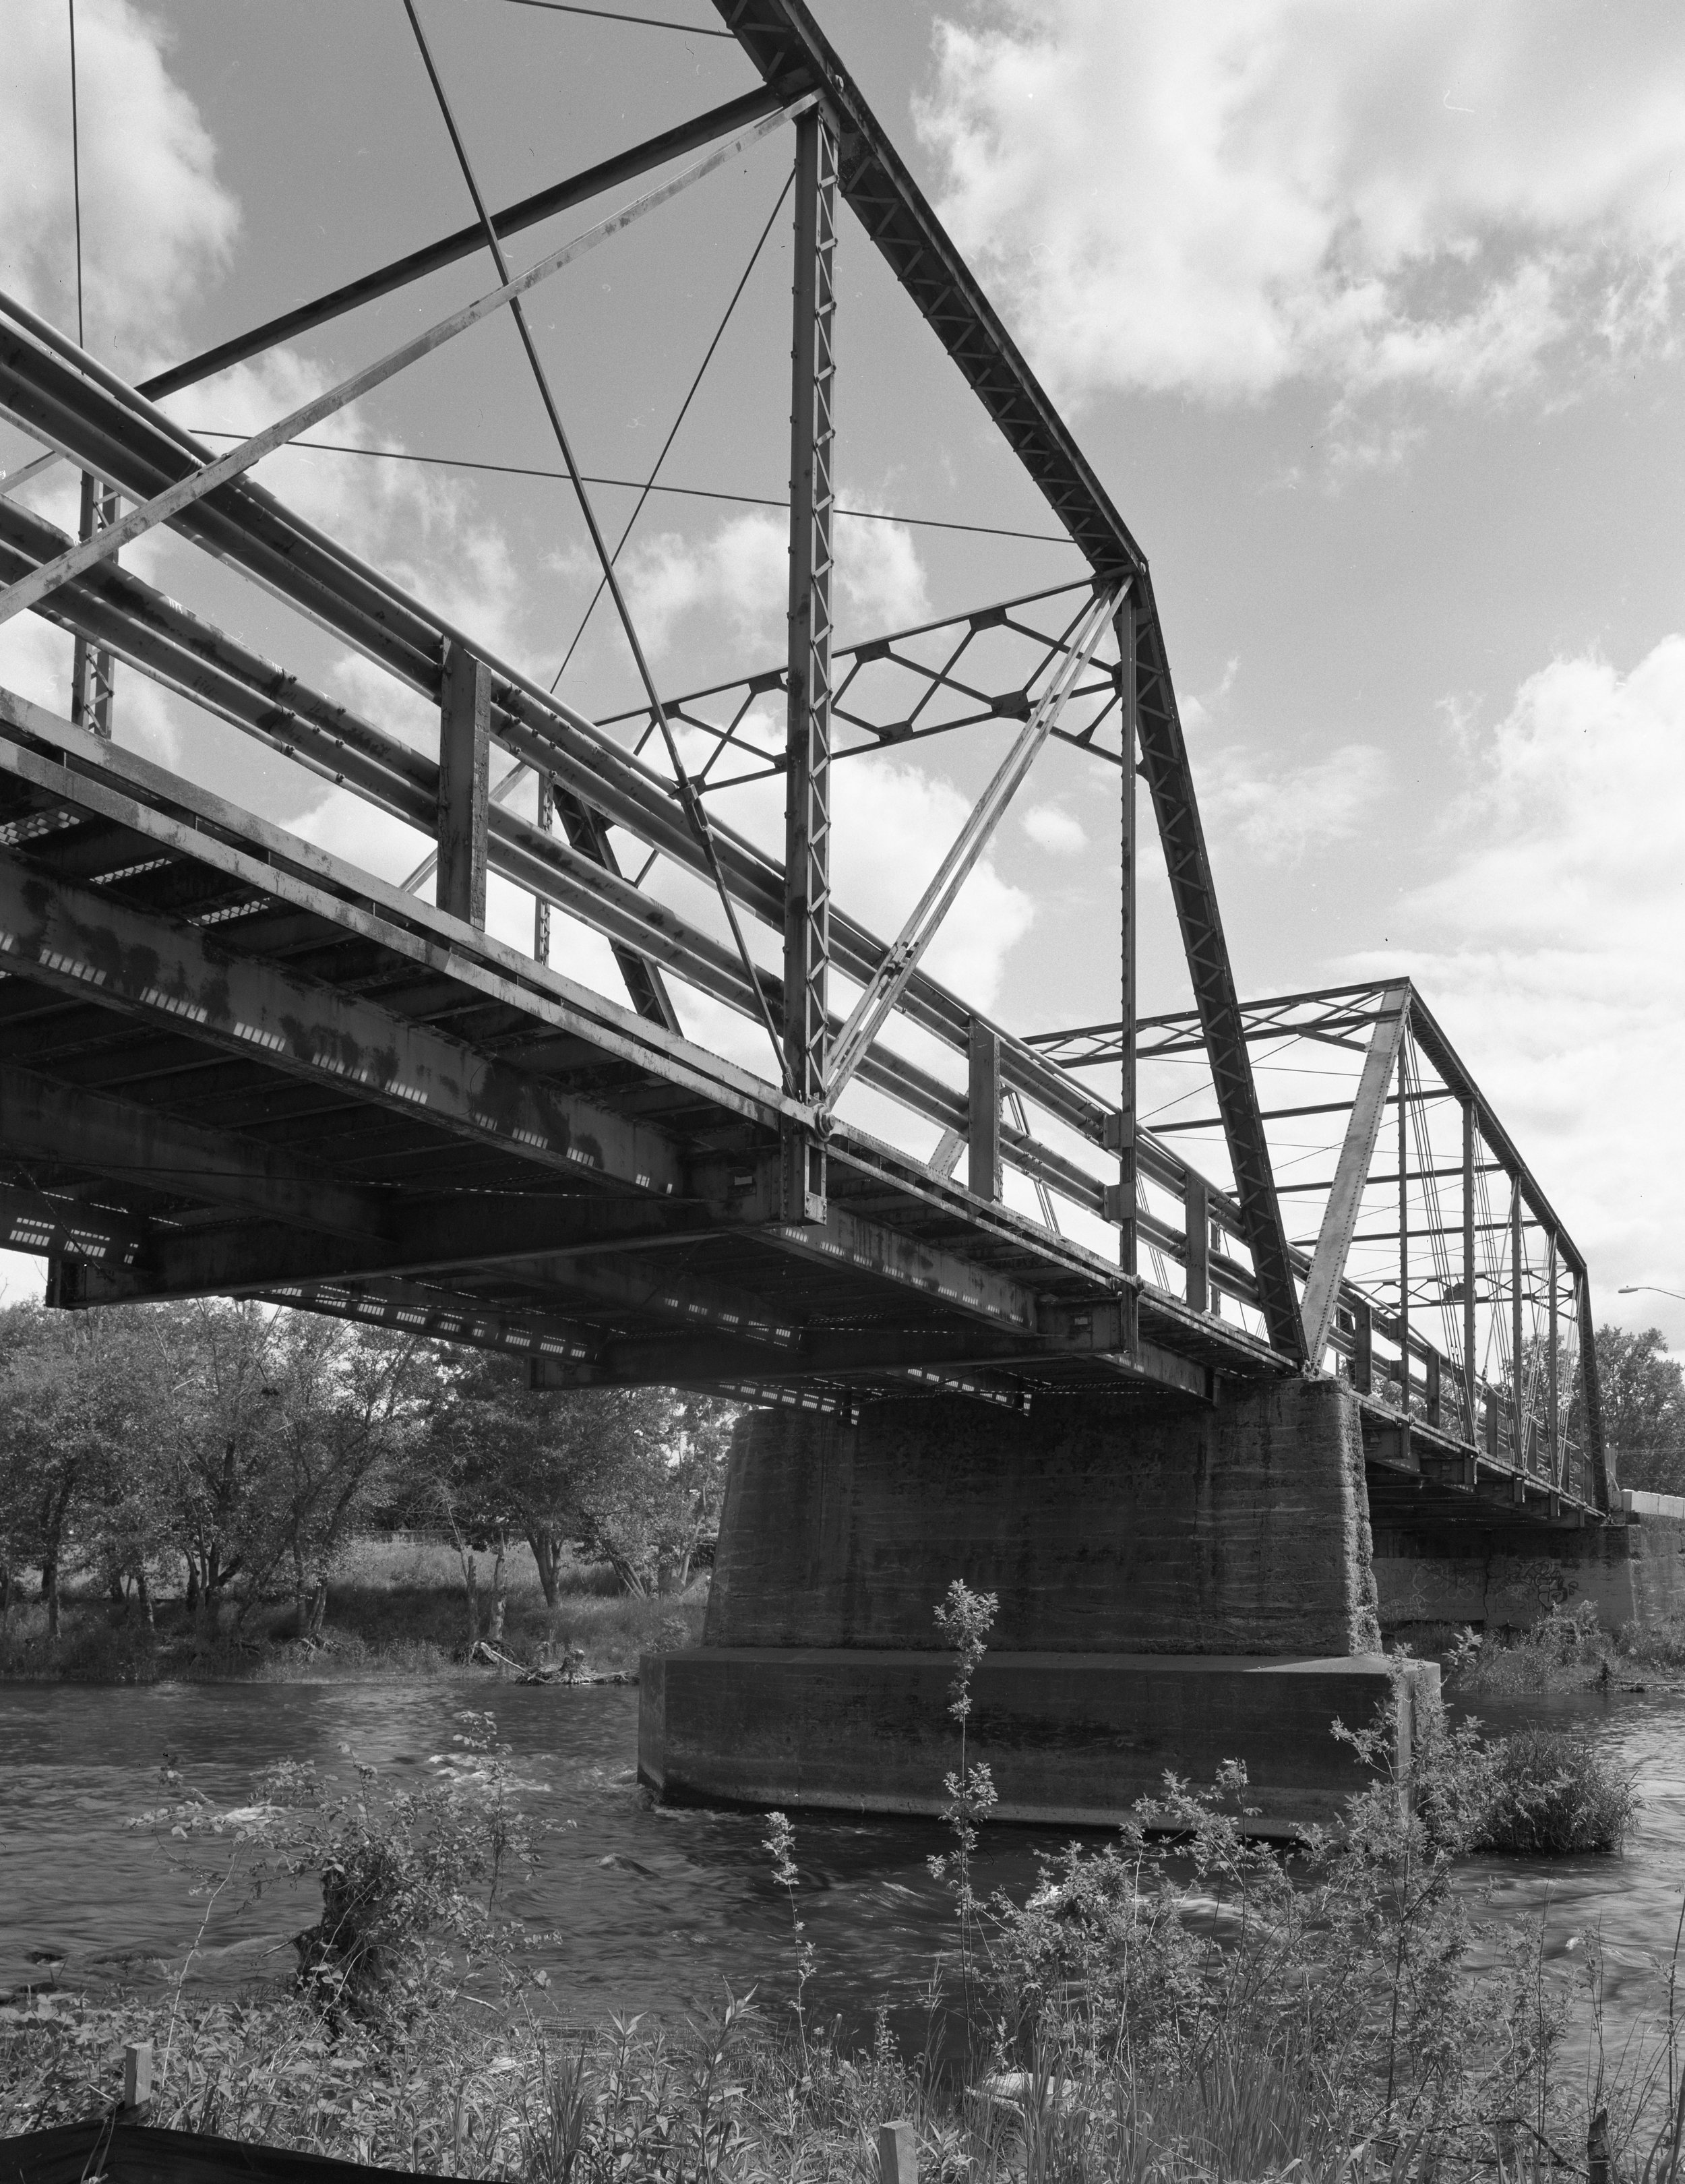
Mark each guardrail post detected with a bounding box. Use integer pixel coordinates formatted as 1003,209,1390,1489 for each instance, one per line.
1352,1298,1373,1393
439,640,490,929
1184,1173,1208,1313
967,1022,1002,1201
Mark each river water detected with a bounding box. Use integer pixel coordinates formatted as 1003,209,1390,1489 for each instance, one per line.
3,1678,1684,2039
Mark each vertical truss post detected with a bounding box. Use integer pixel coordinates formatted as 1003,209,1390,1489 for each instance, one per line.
534,770,553,963
1425,1347,1441,1428
1578,1271,1610,1510
967,1021,1002,1201
1547,1234,1560,1490
781,102,837,1222
1509,1177,1524,1466
1113,602,1138,1275
1184,1173,1209,1315
1462,1099,1477,1439
1397,1044,1410,1405
438,640,490,930
69,474,117,737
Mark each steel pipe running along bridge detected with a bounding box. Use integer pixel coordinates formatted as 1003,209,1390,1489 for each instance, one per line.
0,0,1607,1530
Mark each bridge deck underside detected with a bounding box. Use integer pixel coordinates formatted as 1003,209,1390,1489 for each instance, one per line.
0,690,1599,1528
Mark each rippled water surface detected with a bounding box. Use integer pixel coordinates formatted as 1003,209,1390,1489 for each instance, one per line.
4,1678,1684,2035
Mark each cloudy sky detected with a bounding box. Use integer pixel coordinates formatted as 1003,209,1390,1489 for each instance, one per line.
1,0,1682,1343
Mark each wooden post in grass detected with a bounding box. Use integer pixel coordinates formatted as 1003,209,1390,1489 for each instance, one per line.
122,2038,153,2116
878,2120,917,2184
1587,2106,1612,2184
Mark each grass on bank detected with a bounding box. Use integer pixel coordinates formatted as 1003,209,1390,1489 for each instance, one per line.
0,1685,1663,2182
0,1560,1659,2181
0,1535,706,1685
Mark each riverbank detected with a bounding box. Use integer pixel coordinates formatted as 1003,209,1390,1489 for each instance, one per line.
0,1720,1668,2183
4,1664,1682,2179
0,1538,707,1685
1444,1598,1685,1699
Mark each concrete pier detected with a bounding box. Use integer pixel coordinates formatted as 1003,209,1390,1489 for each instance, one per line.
640,1378,1418,1833
1376,1489,1685,1641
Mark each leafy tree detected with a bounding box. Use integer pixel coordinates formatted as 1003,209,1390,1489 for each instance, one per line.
268,1317,426,1640
413,1360,736,1611
1597,1323,1685,1492
165,1300,290,1647
0,1304,171,1634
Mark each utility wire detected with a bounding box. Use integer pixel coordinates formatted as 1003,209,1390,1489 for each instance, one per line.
494,0,735,32
554,168,792,687
400,0,793,1091
398,166,793,898
181,432,1071,546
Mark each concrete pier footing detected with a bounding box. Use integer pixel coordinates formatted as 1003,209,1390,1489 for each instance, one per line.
641,1377,1411,1832
640,1647,1440,1835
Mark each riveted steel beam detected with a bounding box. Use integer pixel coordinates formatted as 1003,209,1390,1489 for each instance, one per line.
0,846,688,1200
0,1060,387,1242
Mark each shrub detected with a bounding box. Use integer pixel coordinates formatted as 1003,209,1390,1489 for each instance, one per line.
1618,1614,1685,1668
1448,1600,1611,1695
1473,1726,1638,1854
57,1616,160,1685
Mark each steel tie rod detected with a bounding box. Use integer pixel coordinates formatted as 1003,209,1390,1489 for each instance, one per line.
399,0,795,1093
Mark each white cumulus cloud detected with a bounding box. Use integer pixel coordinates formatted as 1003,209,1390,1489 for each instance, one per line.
918,0,1685,406
1365,635,1685,1335
622,502,930,661
1200,740,1390,864
1,0,238,377
1021,801,1089,856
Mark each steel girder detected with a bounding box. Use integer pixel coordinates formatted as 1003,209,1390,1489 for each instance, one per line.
1130,590,1304,1358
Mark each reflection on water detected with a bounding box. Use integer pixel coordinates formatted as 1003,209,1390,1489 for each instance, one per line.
3,1677,1684,2038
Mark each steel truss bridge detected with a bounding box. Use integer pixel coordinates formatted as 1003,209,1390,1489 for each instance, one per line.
0,0,1607,1531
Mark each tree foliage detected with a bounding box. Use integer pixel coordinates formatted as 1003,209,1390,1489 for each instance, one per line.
1597,1323,1685,1492
1,1294,735,1652
416,1356,733,1610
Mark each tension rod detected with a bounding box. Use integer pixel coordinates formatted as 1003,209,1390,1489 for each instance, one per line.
400,0,795,1094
